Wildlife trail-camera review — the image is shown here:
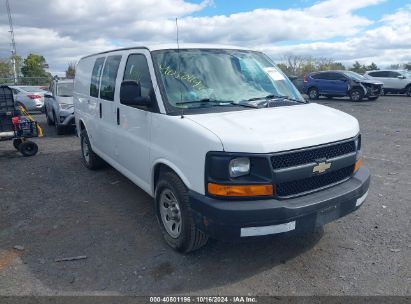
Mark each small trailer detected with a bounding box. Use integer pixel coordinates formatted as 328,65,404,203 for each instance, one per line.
0,85,43,156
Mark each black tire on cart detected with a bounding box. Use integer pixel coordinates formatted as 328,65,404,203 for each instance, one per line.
19,141,38,157
13,138,23,150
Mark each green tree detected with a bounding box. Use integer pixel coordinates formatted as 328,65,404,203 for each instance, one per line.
367,62,378,71
0,58,12,78
65,62,76,79
350,61,367,74
276,63,294,76
21,54,50,78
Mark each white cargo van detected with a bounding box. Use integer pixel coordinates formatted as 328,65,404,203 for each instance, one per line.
74,45,370,252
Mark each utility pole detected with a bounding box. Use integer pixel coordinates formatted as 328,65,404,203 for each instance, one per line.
5,0,17,84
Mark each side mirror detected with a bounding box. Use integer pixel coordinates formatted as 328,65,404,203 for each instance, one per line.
288,75,298,81
120,81,151,107
398,75,406,79
45,93,53,98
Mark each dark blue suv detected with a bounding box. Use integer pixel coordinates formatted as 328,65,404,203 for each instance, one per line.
303,70,383,101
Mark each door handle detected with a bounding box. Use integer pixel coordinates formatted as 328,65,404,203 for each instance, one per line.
99,103,102,118
117,108,120,125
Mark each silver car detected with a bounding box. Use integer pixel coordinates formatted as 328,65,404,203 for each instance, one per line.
9,85,47,112
44,79,75,135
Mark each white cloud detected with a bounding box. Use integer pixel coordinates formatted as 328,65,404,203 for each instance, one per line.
0,0,410,72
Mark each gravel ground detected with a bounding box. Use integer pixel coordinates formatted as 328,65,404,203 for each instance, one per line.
0,95,410,296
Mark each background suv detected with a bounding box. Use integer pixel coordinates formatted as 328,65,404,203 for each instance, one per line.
44,79,75,135
365,70,411,96
303,70,383,101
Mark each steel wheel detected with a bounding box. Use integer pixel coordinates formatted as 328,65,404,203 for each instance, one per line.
81,135,90,164
159,189,182,238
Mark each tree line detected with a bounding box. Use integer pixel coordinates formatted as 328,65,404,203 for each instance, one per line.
0,54,76,85
277,54,411,77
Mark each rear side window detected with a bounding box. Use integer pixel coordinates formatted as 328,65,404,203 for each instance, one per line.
312,72,331,80
90,57,105,97
123,54,152,101
328,73,345,80
100,55,122,101
369,71,389,77
388,71,400,78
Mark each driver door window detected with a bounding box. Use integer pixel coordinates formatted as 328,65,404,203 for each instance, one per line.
122,54,153,105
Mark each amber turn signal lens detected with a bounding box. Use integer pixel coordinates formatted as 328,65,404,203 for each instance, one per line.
207,183,273,197
354,158,363,173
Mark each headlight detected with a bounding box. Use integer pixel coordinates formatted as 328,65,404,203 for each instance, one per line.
59,103,73,110
229,157,250,178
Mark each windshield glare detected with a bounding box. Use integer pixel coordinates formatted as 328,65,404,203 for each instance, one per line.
57,83,74,97
152,49,304,109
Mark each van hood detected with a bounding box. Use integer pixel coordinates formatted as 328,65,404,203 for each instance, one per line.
186,103,359,153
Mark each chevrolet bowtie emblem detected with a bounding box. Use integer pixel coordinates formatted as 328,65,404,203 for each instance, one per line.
313,161,331,174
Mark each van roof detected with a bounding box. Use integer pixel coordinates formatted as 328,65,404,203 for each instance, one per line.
80,43,253,60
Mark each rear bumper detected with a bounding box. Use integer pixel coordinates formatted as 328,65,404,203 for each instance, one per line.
189,166,370,240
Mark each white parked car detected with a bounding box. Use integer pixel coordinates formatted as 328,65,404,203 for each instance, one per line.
365,70,411,96
74,45,370,252
9,85,47,112
44,79,75,135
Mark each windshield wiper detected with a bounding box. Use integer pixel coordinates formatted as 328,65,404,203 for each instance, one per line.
176,99,258,108
247,94,306,104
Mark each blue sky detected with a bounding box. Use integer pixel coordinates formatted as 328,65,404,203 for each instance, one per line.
190,0,406,19
1,0,410,72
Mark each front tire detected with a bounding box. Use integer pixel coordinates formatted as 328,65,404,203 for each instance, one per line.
80,129,104,170
53,112,64,135
406,85,411,97
308,87,319,100
45,109,54,125
349,89,363,102
19,141,38,157
155,171,208,253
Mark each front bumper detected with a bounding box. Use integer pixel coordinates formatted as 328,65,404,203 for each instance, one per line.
189,166,370,240
59,113,75,127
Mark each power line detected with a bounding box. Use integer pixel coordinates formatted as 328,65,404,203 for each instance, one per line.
5,0,17,83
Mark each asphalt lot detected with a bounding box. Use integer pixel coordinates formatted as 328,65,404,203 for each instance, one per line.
0,95,410,296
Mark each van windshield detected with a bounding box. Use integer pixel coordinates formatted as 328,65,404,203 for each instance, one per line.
152,49,304,110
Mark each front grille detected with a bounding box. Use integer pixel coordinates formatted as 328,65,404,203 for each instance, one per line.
276,165,354,197
271,140,356,170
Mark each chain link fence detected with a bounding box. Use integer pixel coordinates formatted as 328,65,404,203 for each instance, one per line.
0,77,51,86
